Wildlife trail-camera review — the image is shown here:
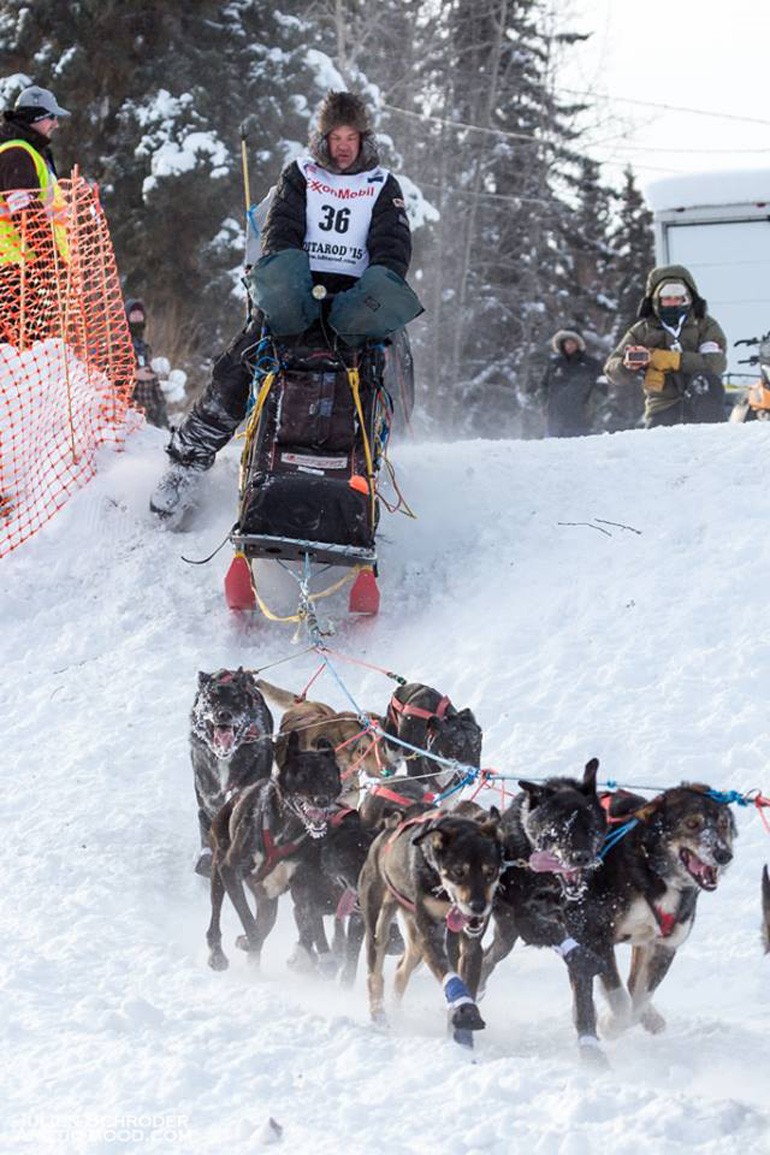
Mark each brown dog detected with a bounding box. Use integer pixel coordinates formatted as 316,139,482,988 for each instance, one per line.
256,679,401,807
358,807,504,1047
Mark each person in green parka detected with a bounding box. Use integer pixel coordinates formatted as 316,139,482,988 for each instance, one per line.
604,264,727,428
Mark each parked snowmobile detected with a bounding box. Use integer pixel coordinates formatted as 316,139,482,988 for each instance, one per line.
729,333,770,422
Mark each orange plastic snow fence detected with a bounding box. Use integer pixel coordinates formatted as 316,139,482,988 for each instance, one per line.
0,171,137,558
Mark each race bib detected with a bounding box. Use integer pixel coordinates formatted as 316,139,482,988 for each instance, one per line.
300,156,388,278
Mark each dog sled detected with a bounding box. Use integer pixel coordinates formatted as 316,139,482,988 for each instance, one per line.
224,256,422,625
224,333,394,619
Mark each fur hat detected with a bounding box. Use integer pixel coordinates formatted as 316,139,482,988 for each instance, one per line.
316,90,371,137
551,329,585,355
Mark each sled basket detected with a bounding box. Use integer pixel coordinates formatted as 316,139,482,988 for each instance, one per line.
231,341,390,568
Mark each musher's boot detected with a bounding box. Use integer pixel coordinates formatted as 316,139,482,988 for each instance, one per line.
149,459,208,526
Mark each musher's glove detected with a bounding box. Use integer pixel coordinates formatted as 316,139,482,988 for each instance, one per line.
649,348,681,372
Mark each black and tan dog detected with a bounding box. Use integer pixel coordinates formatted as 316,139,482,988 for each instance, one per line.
205,731,342,972
256,678,401,808
191,668,274,877
568,783,736,1041
482,758,609,1062
359,806,504,1047
383,682,483,796
288,807,378,982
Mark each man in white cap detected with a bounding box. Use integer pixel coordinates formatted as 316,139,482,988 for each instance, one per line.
604,264,727,427
0,84,71,344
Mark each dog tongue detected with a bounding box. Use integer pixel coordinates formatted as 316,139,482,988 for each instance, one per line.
214,727,235,753
528,850,566,873
445,906,468,932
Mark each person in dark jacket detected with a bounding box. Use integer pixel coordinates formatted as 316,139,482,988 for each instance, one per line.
0,84,70,345
604,264,727,428
126,298,169,429
150,89,417,522
540,330,603,437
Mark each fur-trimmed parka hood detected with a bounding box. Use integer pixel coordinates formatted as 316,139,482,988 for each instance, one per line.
308,89,380,175
551,329,586,355
638,263,707,320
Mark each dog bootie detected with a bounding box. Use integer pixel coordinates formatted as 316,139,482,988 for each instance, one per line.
443,973,484,1048
150,459,207,524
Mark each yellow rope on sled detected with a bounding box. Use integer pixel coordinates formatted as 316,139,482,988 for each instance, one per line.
243,370,277,441
347,366,377,526
250,560,362,623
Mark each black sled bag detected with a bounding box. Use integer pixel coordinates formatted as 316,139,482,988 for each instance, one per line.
238,350,383,553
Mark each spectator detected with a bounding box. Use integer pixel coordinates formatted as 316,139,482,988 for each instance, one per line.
126,298,169,429
604,265,726,428
540,329,604,438
0,84,71,345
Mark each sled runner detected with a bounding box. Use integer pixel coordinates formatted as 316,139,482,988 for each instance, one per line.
225,335,392,619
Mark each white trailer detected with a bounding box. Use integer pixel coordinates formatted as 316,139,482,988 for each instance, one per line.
645,170,770,381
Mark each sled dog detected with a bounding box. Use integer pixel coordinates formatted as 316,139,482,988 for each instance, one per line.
190,668,274,876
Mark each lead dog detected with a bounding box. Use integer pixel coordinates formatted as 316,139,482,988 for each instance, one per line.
482,759,609,1063
568,783,736,1041
256,678,401,807
205,731,342,971
191,668,274,876
359,807,504,1047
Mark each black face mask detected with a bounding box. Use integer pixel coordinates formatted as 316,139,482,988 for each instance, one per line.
658,305,687,327
128,319,145,338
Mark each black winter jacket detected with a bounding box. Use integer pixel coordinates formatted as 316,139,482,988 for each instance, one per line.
540,351,603,437
0,114,58,191
261,141,412,293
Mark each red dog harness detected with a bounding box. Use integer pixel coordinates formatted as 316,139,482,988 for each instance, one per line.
379,811,471,931
387,693,451,728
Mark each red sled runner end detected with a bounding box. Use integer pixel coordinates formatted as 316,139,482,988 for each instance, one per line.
224,553,256,611
348,567,380,615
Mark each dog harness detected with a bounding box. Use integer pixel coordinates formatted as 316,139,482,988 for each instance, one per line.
652,905,677,937
253,825,307,884
387,693,451,729
380,811,472,931
369,783,436,807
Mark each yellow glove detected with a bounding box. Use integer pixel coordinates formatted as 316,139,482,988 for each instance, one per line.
649,348,681,372
643,366,666,392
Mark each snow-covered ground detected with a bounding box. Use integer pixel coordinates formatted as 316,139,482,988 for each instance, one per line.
2,420,770,1154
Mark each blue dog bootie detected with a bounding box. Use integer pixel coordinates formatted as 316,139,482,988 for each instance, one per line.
443,972,485,1048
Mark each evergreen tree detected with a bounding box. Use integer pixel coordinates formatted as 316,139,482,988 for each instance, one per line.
0,0,657,435
604,167,655,430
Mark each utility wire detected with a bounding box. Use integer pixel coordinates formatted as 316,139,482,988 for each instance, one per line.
556,88,770,129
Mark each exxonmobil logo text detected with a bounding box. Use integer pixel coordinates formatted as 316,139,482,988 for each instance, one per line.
306,177,376,200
